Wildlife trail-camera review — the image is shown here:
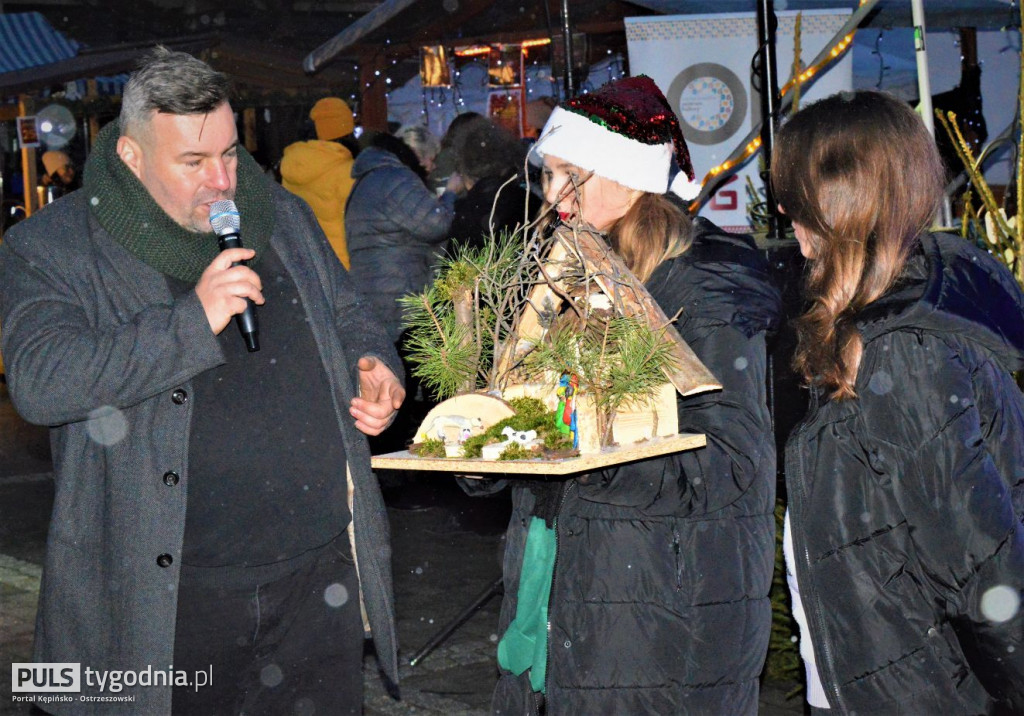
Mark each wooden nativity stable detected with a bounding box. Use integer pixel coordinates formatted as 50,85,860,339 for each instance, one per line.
372,221,722,476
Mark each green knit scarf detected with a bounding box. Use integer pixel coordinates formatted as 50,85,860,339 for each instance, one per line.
83,120,274,283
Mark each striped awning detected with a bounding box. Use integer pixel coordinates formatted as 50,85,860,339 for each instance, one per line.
0,12,79,74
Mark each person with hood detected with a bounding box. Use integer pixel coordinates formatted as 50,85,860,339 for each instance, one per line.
465,75,782,714
280,96,360,269
345,129,456,347
772,90,1024,714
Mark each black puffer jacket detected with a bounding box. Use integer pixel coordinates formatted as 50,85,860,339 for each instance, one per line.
786,233,1024,714
345,147,454,344
474,219,782,715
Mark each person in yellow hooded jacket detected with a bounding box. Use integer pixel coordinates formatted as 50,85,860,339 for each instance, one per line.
280,97,360,269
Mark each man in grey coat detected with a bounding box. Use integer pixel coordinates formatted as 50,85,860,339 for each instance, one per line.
0,47,404,715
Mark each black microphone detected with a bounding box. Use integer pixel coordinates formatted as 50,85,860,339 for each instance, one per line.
210,199,260,352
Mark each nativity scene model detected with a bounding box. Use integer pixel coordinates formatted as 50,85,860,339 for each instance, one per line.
370,214,722,475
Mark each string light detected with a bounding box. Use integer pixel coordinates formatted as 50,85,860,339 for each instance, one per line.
707,137,762,177
455,45,490,57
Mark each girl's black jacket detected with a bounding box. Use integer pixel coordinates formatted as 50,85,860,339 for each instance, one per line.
786,232,1024,714
470,218,783,715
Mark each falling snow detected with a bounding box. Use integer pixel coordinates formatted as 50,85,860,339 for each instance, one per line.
324,582,349,608
981,585,1020,624
868,370,894,395
260,663,284,688
86,405,128,446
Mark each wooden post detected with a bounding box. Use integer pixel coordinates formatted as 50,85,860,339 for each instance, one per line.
243,107,258,153
303,0,420,74
19,95,38,217
358,52,389,132
86,80,101,151
453,287,476,393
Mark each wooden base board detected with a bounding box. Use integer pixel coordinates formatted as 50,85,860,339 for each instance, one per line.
371,432,706,476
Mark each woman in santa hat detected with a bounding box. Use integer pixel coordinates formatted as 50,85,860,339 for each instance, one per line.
467,75,783,715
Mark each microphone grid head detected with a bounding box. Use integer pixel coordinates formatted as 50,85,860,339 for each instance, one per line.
210,200,240,236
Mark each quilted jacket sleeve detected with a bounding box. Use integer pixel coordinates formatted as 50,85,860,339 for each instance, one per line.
869,332,1024,710
378,167,455,246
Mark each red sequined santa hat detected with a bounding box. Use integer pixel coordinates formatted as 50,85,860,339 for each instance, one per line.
534,75,700,200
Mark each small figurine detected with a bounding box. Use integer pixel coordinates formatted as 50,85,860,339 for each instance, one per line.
501,426,538,445
555,373,579,449
481,426,541,460
419,415,484,443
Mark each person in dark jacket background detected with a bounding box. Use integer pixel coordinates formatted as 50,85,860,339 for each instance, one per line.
347,129,458,507
429,111,491,194
446,119,536,253
345,129,456,347
466,75,781,715
772,90,1024,714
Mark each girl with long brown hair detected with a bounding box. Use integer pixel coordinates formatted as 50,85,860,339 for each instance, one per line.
772,90,1024,714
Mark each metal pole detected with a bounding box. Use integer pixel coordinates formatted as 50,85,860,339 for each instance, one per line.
408,576,503,667
691,0,881,210
561,0,575,97
756,0,783,239
911,0,953,226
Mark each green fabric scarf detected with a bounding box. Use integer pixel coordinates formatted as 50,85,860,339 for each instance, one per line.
82,119,274,283
497,516,557,693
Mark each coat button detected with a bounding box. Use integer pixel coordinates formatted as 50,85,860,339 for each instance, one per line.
156,554,173,568
162,471,179,486
171,389,188,405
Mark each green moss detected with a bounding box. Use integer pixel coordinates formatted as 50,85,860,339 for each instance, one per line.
542,430,574,451
412,438,446,458
507,397,548,422
460,433,490,458
497,442,533,461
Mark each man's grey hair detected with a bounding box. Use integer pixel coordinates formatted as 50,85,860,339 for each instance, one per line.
119,46,231,138
396,125,441,168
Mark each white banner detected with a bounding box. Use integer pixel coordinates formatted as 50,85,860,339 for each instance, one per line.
627,11,853,232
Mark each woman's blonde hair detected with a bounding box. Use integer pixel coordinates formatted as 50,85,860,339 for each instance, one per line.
608,193,693,282
770,90,946,400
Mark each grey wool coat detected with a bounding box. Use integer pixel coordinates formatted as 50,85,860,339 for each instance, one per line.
0,185,402,714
